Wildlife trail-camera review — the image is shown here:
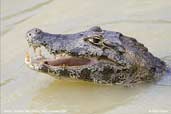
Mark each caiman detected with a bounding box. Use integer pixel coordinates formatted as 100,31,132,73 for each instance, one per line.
25,26,166,85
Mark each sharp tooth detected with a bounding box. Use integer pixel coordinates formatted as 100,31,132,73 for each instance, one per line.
61,53,64,56
62,64,67,67
61,53,67,56
56,55,60,59
25,51,31,63
62,64,65,67
33,46,37,53
64,53,68,56
38,49,42,56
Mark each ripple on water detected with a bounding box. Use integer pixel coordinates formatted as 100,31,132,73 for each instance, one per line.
1,0,54,35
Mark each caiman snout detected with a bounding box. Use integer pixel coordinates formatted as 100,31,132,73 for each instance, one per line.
26,28,43,44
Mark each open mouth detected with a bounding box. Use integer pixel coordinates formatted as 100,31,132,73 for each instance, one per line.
25,47,97,68
44,56,93,66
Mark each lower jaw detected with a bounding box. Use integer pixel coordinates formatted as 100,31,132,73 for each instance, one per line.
43,56,98,67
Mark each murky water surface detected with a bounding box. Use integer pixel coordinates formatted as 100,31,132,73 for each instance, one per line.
1,0,171,114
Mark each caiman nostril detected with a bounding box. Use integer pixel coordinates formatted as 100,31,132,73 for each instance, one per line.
28,33,31,36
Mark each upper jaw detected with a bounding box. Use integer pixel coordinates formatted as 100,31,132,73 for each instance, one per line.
25,45,100,70
25,41,123,68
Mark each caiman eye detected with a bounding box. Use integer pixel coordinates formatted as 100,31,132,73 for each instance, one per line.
93,38,101,43
86,35,103,44
88,37,101,44
84,35,104,46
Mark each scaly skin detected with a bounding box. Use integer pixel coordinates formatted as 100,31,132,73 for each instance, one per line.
25,26,166,85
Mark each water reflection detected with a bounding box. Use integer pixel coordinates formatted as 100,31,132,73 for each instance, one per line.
30,80,149,114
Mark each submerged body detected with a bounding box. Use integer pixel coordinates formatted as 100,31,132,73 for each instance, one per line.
25,26,166,85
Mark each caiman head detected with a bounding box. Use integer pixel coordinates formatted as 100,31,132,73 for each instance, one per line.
25,26,166,84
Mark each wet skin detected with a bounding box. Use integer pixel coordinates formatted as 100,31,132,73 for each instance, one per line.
25,26,166,85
